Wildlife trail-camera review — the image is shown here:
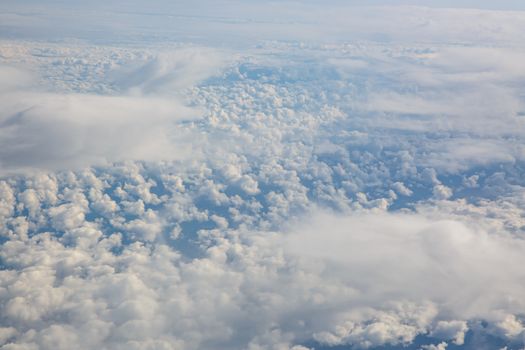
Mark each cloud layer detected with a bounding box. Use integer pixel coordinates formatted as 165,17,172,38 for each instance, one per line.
0,48,228,174
1,2,525,350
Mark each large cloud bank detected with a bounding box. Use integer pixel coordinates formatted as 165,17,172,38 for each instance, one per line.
0,48,227,174
1,2,525,350
2,205,525,350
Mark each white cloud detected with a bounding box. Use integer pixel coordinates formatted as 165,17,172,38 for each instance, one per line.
423,138,519,174
0,51,228,174
432,184,453,200
1,2,525,349
3,2,525,45
421,342,448,350
0,65,34,93
0,91,199,174
48,203,86,231
0,46,229,175
431,321,468,345
111,48,228,95
282,210,525,326
4,205,524,349
392,182,413,196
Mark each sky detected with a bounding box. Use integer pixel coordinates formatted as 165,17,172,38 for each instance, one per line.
1,1,525,350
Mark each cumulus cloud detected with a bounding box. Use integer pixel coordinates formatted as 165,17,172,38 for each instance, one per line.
1,1,525,349
421,343,448,350
282,211,525,326
2,202,525,349
431,321,468,345
0,48,229,174
327,43,525,175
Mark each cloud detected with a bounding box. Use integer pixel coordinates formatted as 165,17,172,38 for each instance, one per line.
0,91,198,174
1,3,525,349
110,48,228,95
282,211,525,327
431,321,468,345
0,65,34,93
0,48,229,174
329,44,525,174
421,343,448,350
422,138,519,173
3,2,525,45
3,202,525,349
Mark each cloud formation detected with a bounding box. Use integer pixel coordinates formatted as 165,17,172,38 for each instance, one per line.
0,47,229,174
0,90,196,173
283,211,525,323
2,192,525,349
1,2,525,349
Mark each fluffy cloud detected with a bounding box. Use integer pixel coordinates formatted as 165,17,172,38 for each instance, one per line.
1,2,525,349
282,211,525,321
2,202,525,349
0,90,198,173
0,46,230,174
421,343,448,350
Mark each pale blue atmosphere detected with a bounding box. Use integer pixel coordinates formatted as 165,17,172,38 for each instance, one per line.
0,1,524,350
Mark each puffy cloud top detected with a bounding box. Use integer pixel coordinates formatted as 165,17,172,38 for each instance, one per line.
1,3,525,350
